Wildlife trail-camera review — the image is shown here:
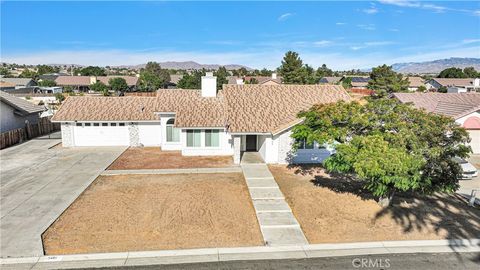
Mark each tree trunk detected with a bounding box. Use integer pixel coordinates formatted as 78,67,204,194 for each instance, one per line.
378,190,395,207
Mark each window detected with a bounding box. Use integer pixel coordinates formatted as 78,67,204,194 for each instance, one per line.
93,123,99,126
186,130,201,147
111,123,117,126
102,123,108,126
119,123,125,126
76,123,82,126
205,129,220,147
84,123,91,127
166,118,180,142
297,138,314,149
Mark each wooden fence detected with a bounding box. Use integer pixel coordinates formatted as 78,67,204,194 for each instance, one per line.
0,117,60,149
350,88,375,96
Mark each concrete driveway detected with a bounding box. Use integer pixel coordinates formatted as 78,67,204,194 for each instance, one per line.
459,154,480,200
0,135,126,258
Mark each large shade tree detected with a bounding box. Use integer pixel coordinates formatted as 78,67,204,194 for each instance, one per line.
279,51,305,84
291,98,471,206
139,62,171,91
368,65,409,97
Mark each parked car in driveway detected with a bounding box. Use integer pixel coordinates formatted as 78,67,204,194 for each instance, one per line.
453,157,478,179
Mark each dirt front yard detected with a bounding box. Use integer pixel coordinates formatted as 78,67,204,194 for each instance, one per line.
43,173,263,255
269,165,480,244
108,147,233,170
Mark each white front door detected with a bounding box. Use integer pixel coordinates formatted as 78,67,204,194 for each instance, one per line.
73,123,129,146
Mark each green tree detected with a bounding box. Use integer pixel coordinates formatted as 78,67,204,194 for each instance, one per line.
341,77,352,89
38,80,57,87
36,65,58,75
0,67,12,77
437,67,467,78
108,77,128,92
291,98,470,207
214,66,229,90
54,93,65,103
316,64,333,78
90,81,108,94
368,65,409,97
19,69,37,79
259,68,273,77
303,64,318,84
416,85,427,92
79,66,106,76
463,67,479,78
245,77,259,84
139,62,171,91
438,86,448,93
279,51,305,84
176,70,204,89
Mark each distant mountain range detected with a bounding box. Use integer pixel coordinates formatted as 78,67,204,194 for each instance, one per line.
391,57,480,74
114,61,251,71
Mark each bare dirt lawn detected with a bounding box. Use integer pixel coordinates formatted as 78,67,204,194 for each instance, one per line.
269,165,480,244
108,147,233,170
43,173,263,255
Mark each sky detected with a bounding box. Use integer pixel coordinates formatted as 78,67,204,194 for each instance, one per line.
1,1,480,70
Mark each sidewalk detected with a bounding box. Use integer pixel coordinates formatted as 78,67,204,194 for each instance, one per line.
241,163,308,246
1,239,478,269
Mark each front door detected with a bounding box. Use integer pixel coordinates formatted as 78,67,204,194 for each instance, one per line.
246,135,257,151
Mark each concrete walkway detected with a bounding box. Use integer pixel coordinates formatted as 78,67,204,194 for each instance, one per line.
1,239,478,269
102,166,241,175
241,163,308,246
1,138,126,258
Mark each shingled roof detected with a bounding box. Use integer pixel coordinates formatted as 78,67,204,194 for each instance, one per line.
52,84,351,133
394,92,480,119
0,91,45,116
55,76,138,86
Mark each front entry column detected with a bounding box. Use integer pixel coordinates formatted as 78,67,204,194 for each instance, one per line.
233,135,241,164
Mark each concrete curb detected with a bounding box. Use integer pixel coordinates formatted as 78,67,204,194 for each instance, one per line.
1,239,478,269
101,166,242,175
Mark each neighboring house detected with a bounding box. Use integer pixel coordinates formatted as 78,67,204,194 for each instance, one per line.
167,74,184,88
0,81,16,91
394,92,480,154
228,73,282,85
38,73,70,82
52,73,351,164
0,78,37,89
406,76,426,91
55,76,139,91
349,76,370,89
319,77,342,84
426,78,480,93
0,91,46,133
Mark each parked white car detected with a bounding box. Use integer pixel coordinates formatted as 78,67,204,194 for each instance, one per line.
453,158,478,179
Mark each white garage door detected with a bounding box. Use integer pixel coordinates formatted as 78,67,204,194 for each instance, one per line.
138,122,161,146
468,130,480,154
73,123,129,146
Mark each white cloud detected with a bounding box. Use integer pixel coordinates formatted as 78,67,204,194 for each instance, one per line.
462,39,480,44
278,13,294,21
357,24,376,31
350,41,395,50
336,22,346,25
313,40,333,47
363,7,379,14
378,0,477,15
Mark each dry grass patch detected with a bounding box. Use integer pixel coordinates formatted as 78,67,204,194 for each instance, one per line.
108,147,233,170
43,173,263,255
269,165,480,244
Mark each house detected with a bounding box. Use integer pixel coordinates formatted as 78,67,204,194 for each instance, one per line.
406,76,426,91
349,76,370,89
55,76,139,91
52,73,351,164
394,92,480,154
0,91,46,133
167,74,184,88
228,73,282,85
0,81,16,91
426,78,480,93
0,78,37,89
319,77,342,84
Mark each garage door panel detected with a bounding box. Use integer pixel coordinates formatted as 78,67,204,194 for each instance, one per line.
73,125,129,146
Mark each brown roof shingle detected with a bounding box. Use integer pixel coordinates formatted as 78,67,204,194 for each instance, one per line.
0,91,45,115
394,92,480,119
407,77,425,88
431,78,476,88
223,84,351,133
52,84,352,133
55,76,138,86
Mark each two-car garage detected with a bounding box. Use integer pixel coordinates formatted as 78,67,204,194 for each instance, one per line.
71,122,161,147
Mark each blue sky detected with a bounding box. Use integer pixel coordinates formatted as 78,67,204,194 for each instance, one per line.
1,1,479,70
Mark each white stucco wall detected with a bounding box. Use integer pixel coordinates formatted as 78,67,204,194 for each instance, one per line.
159,114,182,150
138,122,162,146
181,128,233,156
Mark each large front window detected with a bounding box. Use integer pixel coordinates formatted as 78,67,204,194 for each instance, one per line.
166,118,180,142
205,129,220,147
186,130,201,147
